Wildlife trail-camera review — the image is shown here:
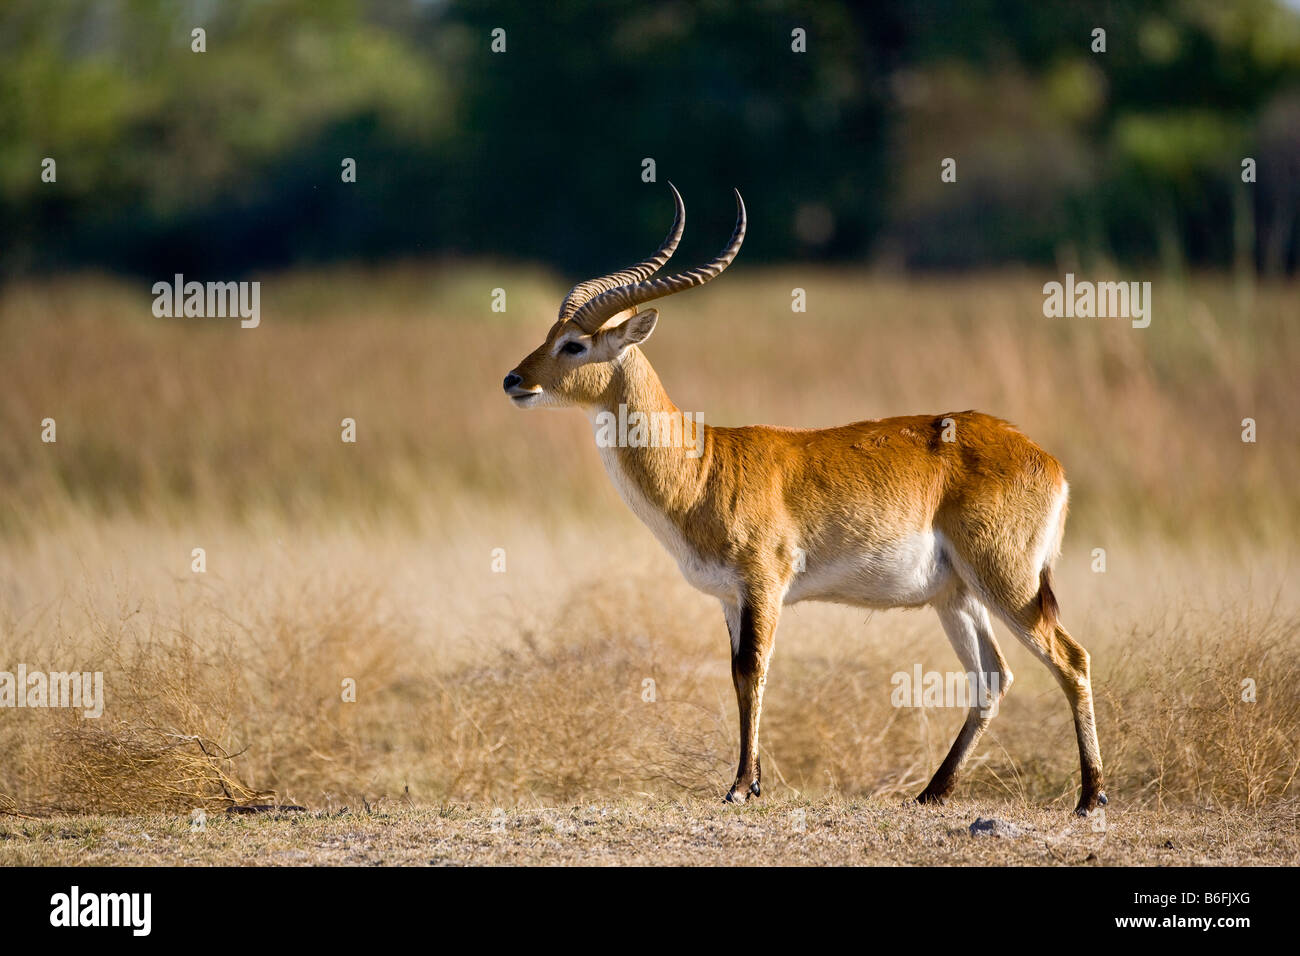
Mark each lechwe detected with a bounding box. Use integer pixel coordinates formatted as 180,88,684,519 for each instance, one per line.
503,185,1105,814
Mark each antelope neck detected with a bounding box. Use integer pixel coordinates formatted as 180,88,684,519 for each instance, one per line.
587,347,711,511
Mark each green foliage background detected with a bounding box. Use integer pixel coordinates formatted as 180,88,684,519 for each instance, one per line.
2,0,1298,276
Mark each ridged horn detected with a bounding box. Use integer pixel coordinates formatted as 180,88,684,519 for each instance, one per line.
570,189,746,333
557,182,686,322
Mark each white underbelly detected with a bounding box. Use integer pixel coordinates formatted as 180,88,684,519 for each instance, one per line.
785,530,953,608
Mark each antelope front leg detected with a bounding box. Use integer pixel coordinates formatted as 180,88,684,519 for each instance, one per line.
723,592,780,803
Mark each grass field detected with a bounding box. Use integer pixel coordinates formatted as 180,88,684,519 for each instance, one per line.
4,800,1297,866
1,265,1297,863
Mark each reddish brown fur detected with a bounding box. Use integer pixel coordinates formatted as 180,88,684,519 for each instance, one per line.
507,258,1104,815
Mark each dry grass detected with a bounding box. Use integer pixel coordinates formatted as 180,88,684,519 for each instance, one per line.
2,524,1295,817
0,266,1297,853
3,264,1298,542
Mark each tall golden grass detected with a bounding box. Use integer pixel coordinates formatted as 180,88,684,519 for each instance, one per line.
0,266,1296,814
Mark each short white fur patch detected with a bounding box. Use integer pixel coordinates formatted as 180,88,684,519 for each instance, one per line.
722,601,743,654
550,329,589,357
785,530,954,609
1033,480,1069,572
511,392,547,410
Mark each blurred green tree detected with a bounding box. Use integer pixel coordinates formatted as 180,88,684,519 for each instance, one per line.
0,0,1296,275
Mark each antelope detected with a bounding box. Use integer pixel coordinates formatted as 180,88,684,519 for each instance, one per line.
503,185,1106,814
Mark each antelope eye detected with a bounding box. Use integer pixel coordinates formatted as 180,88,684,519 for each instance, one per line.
560,341,587,356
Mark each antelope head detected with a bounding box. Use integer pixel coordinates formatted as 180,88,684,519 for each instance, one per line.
503,184,746,409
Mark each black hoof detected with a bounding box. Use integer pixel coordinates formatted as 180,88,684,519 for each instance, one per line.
916,791,946,806
1075,789,1108,815
724,781,758,804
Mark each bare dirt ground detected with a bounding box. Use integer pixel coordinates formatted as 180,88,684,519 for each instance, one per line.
3,799,1297,866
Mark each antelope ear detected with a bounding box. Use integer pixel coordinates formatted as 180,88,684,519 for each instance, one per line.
594,309,658,359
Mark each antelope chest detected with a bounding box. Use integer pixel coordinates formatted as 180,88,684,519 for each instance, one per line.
596,445,740,601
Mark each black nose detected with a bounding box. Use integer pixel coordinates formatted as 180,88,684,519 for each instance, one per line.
503,372,522,392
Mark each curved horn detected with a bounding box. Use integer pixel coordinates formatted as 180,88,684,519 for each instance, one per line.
557,182,686,321
570,189,746,333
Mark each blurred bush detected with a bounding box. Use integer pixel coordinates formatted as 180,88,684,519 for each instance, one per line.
1,0,1298,276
